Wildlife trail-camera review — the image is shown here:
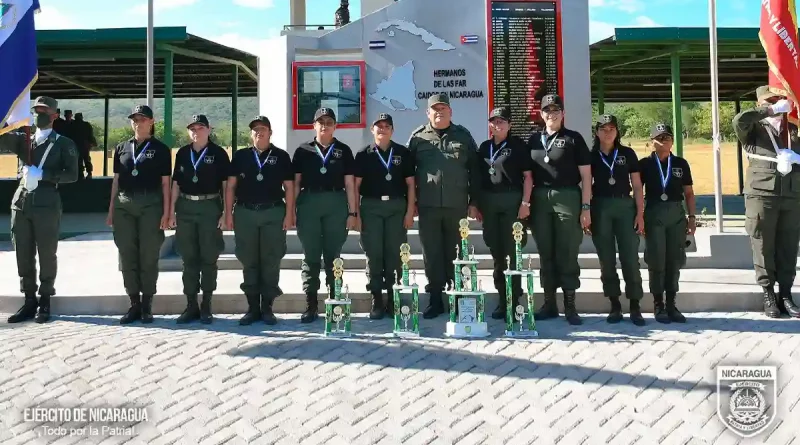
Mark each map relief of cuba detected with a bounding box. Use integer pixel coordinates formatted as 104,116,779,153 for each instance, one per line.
369,20,456,111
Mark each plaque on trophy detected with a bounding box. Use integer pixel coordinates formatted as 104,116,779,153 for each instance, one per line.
504,222,538,337
392,243,420,337
445,219,489,338
324,258,352,337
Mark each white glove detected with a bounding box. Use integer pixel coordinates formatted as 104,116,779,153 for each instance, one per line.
772,99,793,114
28,166,43,180
776,148,800,175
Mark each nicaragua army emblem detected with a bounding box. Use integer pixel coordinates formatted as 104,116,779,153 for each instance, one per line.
716,366,777,438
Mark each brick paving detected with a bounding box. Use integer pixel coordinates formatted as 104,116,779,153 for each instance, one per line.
0,312,798,444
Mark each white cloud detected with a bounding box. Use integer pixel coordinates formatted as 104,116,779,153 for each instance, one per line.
232,0,275,8
129,0,198,15
590,20,616,43
589,0,606,6
632,16,660,27
34,6,82,30
208,30,282,57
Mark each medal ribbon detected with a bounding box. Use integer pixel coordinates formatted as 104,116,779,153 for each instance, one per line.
654,153,672,194
375,146,394,174
489,141,507,166
539,134,557,157
190,147,208,175
600,149,618,177
253,148,270,172
132,142,150,167
315,143,335,168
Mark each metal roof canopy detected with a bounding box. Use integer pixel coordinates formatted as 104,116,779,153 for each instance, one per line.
591,27,768,103
33,27,258,99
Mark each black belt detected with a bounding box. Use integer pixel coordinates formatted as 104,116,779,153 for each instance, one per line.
120,189,160,196
595,193,632,199
487,185,522,193
236,201,284,211
302,186,344,193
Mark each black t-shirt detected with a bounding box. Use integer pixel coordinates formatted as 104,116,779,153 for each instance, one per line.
230,145,293,204
114,137,172,193
477,136,532,191
171,142,231,195
526,128,591,188
292,138,355,191
354,141,414,198
638,152,694,202
591,145,640,197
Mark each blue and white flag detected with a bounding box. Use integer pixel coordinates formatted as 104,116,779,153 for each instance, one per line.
0,0,39,136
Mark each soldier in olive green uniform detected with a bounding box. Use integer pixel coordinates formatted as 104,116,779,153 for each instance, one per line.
527,94,593,326
590,115,645,326
354,113,416,319
639,123,695,324
733,86,800,318
407,94,482,318
476,107,533,319
2,96,78,324
108,105,172,325
225,116,295,325
168,115,231,324
293,108,359,323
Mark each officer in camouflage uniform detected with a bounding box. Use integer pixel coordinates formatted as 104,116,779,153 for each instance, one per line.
0,96,79,323
407,94,482,319
733,85,800,318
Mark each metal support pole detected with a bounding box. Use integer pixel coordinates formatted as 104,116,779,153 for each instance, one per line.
709,0,723,232
735,99,744,195
146,0,154,107
670,52,683,157
232,66,239,153
164,51,174,147
597,71,605,115
103,96,110,176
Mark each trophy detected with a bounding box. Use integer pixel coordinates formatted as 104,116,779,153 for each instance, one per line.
392,243,420,337
324,258,352,337
503,222,538,337
445,219,489,338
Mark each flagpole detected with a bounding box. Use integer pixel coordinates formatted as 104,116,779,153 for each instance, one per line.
146,0,154,108
709,0,724,232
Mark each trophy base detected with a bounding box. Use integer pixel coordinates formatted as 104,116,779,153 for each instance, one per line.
452,260,479,265
504,329,539,338
394,284,419,293
324,330,352,338
444,322,489,338
445,290,486,297
393,330,420,338
503,270,537,277
324,299,352,305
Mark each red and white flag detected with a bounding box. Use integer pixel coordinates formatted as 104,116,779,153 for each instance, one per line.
759,0,800,125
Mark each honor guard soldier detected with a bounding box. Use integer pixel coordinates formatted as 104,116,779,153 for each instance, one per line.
354,113,416,319
590,115,645,325
292,108,358,323
407,94,482,319
526,94,592,326
638,123,695,323
1,96,78,323
733,86,800,318
168,115,231,324
225,116,295,325
477,107,533,319
108,105,172,325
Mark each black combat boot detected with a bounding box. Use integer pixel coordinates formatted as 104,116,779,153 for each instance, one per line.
140,295,154,323
653,294,670,323
7,294,38,323
533,292,559,320
200,293,213,324
35,295,51,324
779,286,800,318
384,287,395,316
239,294,260,325
369,291,385,319
300,292,319,323
629,299,645,326
176,294,200,324
563,290,582,325
261,295,277,325
120,294,141,325
763,286,780,319
423,290,444,319
606,296,623,324
665,292,686,323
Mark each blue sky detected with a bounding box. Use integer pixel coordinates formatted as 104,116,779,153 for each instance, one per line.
33,0,770,54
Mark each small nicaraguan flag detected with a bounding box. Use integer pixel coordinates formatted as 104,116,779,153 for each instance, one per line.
0,0,40,135
461,34,479,44
369,40,386,49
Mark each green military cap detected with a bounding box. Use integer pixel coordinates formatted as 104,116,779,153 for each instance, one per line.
596,114,618,129
756,85,782,101
650,122,673,139
489,106,511,122
428,94,450,108
32,96,58,111
187,114,210,129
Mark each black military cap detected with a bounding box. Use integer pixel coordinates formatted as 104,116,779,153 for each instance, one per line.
489,106,511,122
187,114,210,129
650,122,673,139
372,113,393,126
596,114,618,129
32,96,58,111
428,93,450,108
540,94,563,110
314,107,337,122
248,115,271,129
128,104,154,119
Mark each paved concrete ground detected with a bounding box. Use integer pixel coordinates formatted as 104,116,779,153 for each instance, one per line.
0,312,798,444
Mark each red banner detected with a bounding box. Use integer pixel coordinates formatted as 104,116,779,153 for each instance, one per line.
759,0,800,124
